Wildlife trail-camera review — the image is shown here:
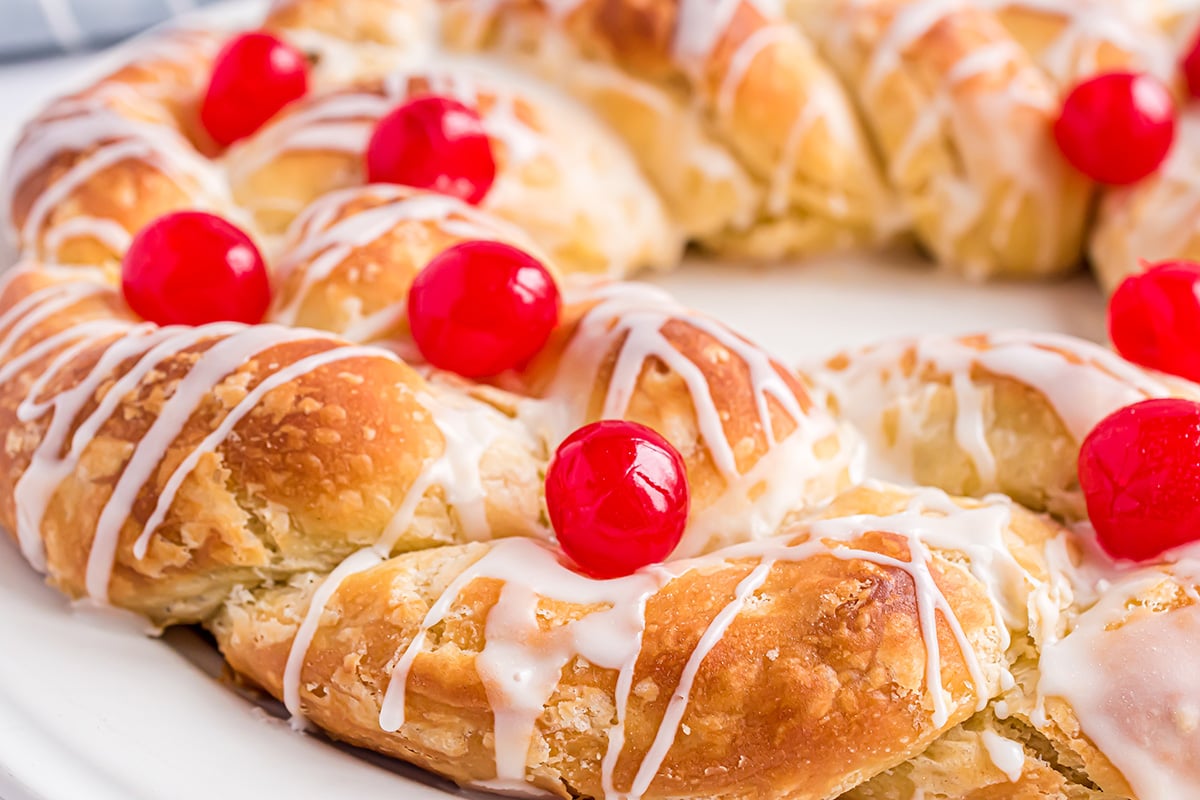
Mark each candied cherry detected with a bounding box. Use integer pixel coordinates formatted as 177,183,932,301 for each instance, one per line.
366,96,497,205
122,211,271,326
1053,72,1176,185
201,32,310,147
1183,28,1200,98
546,421,691,578
1079,398,1200,562
407,240,559,377
1109,260,1200,382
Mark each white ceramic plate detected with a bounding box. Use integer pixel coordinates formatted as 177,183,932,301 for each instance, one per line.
0,3,1109,799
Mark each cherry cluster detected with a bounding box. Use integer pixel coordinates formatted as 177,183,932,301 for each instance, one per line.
116,32,688,579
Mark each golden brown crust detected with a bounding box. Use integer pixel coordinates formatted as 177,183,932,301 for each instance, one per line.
0,267,547,623
225,65,680,276
793,0,1092,278
6,3,1200,798
514,284,859,554
808,332,1200,520
442,0,898,258
214,494,1012,799
270,184,550,340
4,30,223,265
265,0,434,45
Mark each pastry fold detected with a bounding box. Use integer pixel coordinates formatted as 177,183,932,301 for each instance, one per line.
214,484,1058,800
438,0,900,259
806,331,1200,520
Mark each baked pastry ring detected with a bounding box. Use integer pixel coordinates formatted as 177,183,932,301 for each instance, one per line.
5,2,1200,799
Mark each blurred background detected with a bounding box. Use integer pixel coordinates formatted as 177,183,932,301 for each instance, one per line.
1,0,222,61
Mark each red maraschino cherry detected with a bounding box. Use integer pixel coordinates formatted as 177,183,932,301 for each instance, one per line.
546,420,691,579
407,240,559,377
1182,28,1200,98
1053,72,1176,185
366,96,497,205
122,211,271,326
201,32,310,147
1079,398,1200,562
1109,259,1200,383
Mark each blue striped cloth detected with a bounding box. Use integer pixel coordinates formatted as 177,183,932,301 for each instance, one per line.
1,0,223,61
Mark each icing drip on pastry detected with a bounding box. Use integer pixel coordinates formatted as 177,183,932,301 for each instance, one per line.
375,380,544,552
272,186,538,335
813,331,1186,485
1036,564,1200,799
283,547,385,729
1093,110,1200,284
0,275,400,598
677,0,860,221
715,25,793,118
673,0,783,69
19,322,244,587
624,558,777,796
846,0,1068,275
229,60,548,188
975,0,1173,83
5,88,229,253
352,490,1014,796
127,343,390,570
980,728,1025,781
537,281,857,555
94,326,325,572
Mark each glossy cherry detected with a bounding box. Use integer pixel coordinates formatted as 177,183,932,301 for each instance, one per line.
201,32,310,147
1109,260,1200,382
1182,28,1200,99
122,211,271,326
546,421,691,578
407,240,559,377
1053,72,1176,185
366,96,497,205
1079,398,1200,562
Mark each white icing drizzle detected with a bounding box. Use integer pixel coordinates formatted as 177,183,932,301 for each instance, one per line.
714,25,792,117
374,489,1015,796
673,0,782,71
673,0,744,69
92,325,319,573
18,323,241,591
534,281,856,555
130,343,392,575
272,186,537,333
0,282,112,363
981,728,1025,782
1036,565,1200,799
283,548,385,729
5,87,228,255
624,558,775,796
0,291,374,599
42,216,134,257
847,0,1066,275
974,0,1174,84
229,59,549,182
811,331,1184,487
373,379,546,555
1094,110,1200,283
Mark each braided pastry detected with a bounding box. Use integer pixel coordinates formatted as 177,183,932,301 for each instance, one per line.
7,1,1200,799
806,331,1200,520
